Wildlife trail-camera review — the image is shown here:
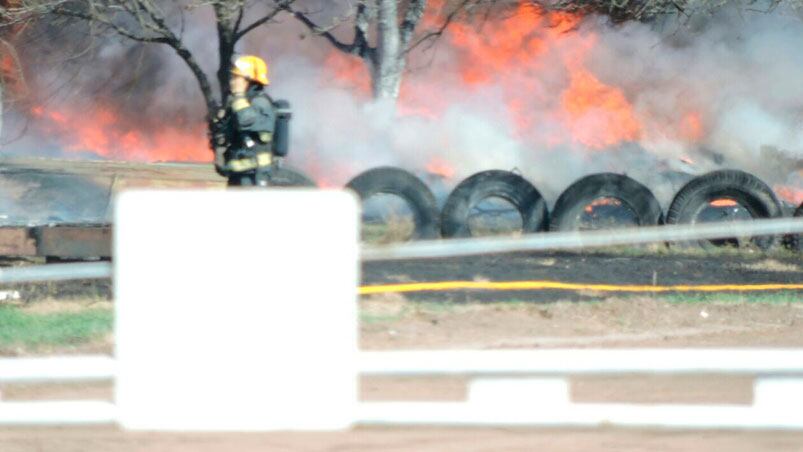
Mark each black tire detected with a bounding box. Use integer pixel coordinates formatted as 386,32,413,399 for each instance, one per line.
226,166,316,187
346,167,440,240
784,202,803,251
549,173,663,232
268,166,316,187
666,169,783,249
441,170,548,238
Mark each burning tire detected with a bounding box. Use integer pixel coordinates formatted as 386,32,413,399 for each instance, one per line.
665,170,782,249
440,170,548,238
346,167,440,240
548,173,663,232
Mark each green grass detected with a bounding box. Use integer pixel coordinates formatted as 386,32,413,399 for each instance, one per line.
360,312,408,325
569,243,801,259
656,292,803,305
0,305,113,351
359,293,803,324
470,293,803,305
359,300,465,325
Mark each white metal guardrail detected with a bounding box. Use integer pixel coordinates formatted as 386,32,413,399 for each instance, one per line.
0,218,801,282
1,350,803,429
362,217,803,261
0,262,112,283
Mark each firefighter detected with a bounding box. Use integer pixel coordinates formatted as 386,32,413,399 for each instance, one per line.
217,55,276,186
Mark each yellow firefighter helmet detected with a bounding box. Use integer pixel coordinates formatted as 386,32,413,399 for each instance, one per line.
231,55,270,86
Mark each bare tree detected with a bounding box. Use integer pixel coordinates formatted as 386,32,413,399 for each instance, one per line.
0,34,24,145
287,0,501,100
0,2,10,142
0,71,4,143
528,0,803,23
0,0,23,144
1,0,297,161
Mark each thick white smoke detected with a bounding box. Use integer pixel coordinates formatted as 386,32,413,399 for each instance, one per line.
263,4,803,206
590,8,803,197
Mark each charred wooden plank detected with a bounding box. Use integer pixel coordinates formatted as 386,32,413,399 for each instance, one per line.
0,228,37,256
34,225,111,259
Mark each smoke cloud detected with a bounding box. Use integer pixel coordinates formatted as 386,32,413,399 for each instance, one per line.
3,2,803,214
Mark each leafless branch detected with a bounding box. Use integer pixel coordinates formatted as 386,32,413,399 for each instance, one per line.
284,3,355,54
399,0,427,48
236,0,294,39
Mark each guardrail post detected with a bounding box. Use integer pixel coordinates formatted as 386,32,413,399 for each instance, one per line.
114,189,360,431
753,377,803,428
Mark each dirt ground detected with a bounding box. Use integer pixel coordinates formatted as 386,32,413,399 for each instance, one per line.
1,295,803,451
1,426,802,452
359,296,803,349
362,250,803,302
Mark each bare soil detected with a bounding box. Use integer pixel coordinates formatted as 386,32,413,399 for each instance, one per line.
1,427,803,452
2,295,803,451
360,296,803,349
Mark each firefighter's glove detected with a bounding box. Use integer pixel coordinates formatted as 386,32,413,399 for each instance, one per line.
214,147,230,177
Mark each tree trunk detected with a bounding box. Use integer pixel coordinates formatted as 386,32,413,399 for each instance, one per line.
373,0,404,99
0,78,4,146
370,58,404,100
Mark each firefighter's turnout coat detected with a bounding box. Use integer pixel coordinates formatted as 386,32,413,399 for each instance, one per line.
226,85,276,174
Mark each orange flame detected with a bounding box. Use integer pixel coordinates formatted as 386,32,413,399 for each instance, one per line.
32,104,208,162
775,185,803,206
448,4,641,148
709,199,738,207
560,69,641,148
448,5,572,86
1,44,27,97
324,53,371,98
584,197,622,213
326,3,644,151
426,157,456,179
0,54,14,79
680,112,704,141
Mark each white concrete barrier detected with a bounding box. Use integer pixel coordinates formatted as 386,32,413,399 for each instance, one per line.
0,401,117,425
2,349,803,429
0,356,115,383
358,349,803,375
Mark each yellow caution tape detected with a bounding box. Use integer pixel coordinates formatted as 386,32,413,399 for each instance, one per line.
359,280,803,295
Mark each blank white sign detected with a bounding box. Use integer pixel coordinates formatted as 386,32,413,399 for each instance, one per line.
115,189,359,431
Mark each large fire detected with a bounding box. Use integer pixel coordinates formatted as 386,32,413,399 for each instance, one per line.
7,1,803,204
560,68,641,148
29,104,208,162
0,54,14,82
324,3,708,185
775,185,803,206
425,156,456,180
1,32,26,97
